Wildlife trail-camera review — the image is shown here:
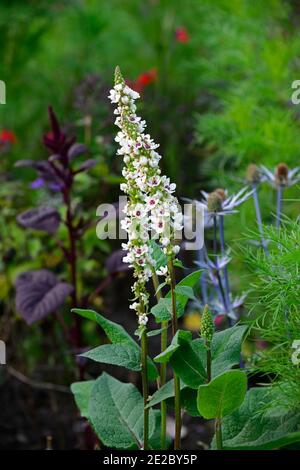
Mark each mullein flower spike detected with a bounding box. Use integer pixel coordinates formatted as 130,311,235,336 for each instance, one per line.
201,305,214,344
109,67,182,327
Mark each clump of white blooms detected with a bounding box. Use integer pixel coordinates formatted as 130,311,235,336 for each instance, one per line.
109,66,182,327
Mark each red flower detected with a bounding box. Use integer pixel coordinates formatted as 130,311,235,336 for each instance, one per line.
175,27,189,43
214,314,226,328
0,129,16,144
127,68,157,94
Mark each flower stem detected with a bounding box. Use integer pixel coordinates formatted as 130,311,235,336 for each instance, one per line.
141,328,149,450
198,246,208,304
276,185,284,229
215,417,223,450
168,259,181,450
213,215,218,255
152,272,167,450
206,340,212,382
219,215,231,312
252,184,269,255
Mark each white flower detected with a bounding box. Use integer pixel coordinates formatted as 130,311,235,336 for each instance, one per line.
161,237,170,247
156,266,168,277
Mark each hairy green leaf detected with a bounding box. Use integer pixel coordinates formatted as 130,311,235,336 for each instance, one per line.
73,308,158,380
89,373,155,449
71,380,95,419
217,386,300,450
197,370,247,419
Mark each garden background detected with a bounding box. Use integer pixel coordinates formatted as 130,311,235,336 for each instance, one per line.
0,0,299,450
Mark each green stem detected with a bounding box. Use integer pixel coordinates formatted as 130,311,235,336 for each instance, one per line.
168,259,181,450
215,417,223,450
206,340,211,382
152,272,168,450
141,329,149,450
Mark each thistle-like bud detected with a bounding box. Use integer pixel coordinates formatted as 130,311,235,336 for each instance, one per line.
246,164,260,184
200,304,214,343
275,163,289,186
207,191,223,213
214,188,227,201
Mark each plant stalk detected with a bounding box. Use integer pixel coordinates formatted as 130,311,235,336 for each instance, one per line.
152,272,167,450
219,215,231,312
252,184,269,255
215,417,223,450
206,340,212,382
168,259,181,450
198,246,208,304
276,185,283,229
141,328,149,450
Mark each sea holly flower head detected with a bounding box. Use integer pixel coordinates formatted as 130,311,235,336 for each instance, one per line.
260,163,300,188
201,186,253,219
246,164,262,185
195,253,231,272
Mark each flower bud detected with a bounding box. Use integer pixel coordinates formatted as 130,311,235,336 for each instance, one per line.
246,164,260,184
207,191,223,213
275,163,289,186
200,304,214,343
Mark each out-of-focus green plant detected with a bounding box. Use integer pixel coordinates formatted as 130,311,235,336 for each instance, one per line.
244,218,300,409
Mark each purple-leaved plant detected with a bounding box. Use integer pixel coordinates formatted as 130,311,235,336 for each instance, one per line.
15,107,97,354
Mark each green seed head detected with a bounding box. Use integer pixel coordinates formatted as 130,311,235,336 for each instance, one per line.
114,66,125,87
201,304,214,343
207,191,223,213
246,164,260,184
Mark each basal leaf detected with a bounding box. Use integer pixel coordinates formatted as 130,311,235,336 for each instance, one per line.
217,387,300,450
71,380,95,419
89,373,155,449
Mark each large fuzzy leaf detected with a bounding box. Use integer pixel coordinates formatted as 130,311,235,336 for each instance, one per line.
170,340,207,388
73,309,158,380
146,379,187,409
15,270,73,324
71,380,95,419
89,373,155,449
154,330,192,363
197,370,247,419
218,387,300,450
81,343,142,372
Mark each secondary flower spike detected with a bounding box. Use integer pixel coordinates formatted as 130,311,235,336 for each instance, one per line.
109,66,182,327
